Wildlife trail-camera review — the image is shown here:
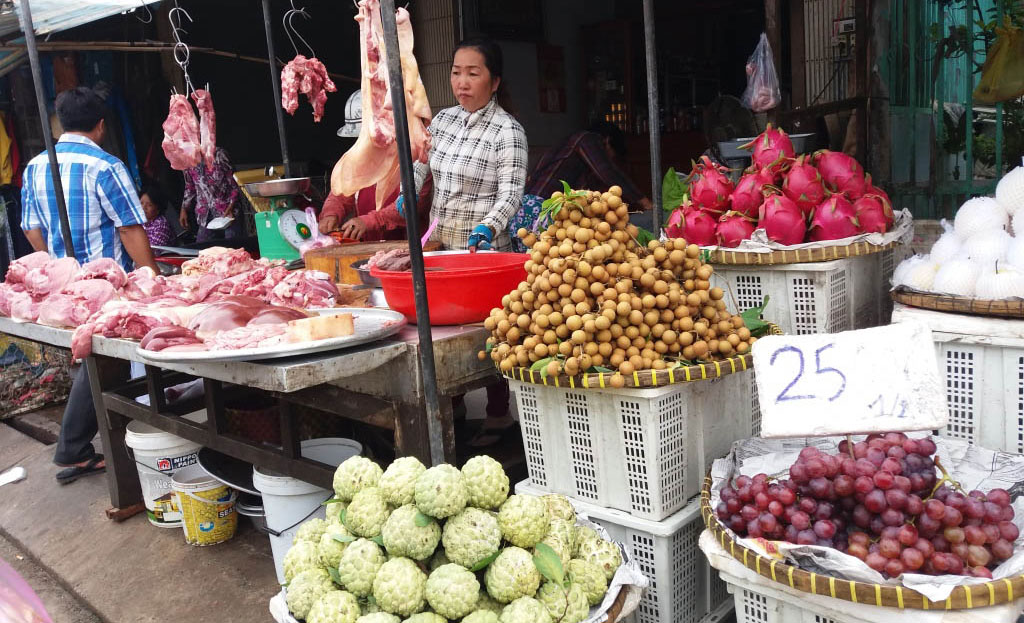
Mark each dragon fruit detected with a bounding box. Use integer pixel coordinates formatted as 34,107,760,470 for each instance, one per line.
730,168,775,218
863,175,895,228
687,156,734,215
674,206,718,246
716,211,756,248
781,155,827,217
808,195,861,242
665,204,686,238
852,193,893,234
758,194,806,245
812,150,866,198
741,124,795,170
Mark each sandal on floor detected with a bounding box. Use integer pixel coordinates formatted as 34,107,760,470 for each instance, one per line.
56,454,106,485
467,420,520,449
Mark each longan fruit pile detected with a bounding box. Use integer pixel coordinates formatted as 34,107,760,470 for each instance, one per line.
480,185,758,388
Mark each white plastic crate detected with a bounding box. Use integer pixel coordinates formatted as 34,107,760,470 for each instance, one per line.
516,481,732,623
891,303,1024,453
511,370,756,521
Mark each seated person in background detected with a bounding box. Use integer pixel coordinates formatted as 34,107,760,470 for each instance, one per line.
140,184,173,247
512,122,653,251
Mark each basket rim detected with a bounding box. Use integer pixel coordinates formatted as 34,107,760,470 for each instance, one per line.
707,239,900,266
699,475,1024,610
891,287,1024,320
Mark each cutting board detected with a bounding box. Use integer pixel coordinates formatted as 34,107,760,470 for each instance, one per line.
305,240,442,285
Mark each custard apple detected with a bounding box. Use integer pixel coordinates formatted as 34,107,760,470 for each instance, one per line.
566,559,607,606
319,523,356,569
498,597,552,623
287,568,336,620
442,508,501,568
296,518,330,545
461,456,510,510
498,496,550,548
415,465,468,519
403,614,447,623
572,526,600,557
542,495,576,523
361,599,382,615
428,549,451,571
344,487,390,537
425,564,480,619
307,589,361,623
334,456,383,501
577,539,622,581
475,589,504,614
381,505,441,560
326,500,349,525
337,538,386,597
372,557,427,616
355,614,399,623
284,540,322,582
537,582,588,623
463,612,499,623
547,519,574,547
484,547,541,603
379,456,426,506
535,533,571,569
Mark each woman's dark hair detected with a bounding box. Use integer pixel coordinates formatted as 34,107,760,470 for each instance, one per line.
56,87,107,133
140,183,165,210
453,37,514,114
588,121,627,160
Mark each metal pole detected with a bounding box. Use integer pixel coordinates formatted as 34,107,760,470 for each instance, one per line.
642,0,662,233
19,0,75,258
261,0,293,177
378,0,444,465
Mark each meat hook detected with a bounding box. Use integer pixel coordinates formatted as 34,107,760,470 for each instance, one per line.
135,0,153,24
283,1,317,59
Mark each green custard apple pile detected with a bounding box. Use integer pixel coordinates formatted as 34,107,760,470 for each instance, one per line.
281,455,624,623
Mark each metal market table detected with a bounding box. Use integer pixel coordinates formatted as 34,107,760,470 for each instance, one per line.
0,317,492,511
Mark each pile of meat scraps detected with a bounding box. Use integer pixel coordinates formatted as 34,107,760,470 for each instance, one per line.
162,89,216,171
367,248,411,272
0,247,341,359
281,55,337,123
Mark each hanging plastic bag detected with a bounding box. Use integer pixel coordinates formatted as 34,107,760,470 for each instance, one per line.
298,207,338,257
741,33,781,112
973,18,1024,104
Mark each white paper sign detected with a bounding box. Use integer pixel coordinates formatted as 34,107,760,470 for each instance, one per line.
752,322,949,437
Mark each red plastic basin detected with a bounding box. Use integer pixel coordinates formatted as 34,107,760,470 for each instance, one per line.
371,252,528,325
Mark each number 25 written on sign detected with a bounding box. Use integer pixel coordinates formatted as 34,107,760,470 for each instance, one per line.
770,344,846,404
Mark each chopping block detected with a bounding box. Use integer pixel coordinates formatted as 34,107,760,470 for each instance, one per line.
304,240,442,285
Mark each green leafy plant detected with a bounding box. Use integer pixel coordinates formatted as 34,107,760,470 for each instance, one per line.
414,512,433,528
537,180,588,230
661,168,688,219
740,296,771,337
532,542,565,586
470,551,500,571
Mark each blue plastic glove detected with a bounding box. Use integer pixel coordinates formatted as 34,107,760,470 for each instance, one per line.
396,195,405,216
467,224,493,250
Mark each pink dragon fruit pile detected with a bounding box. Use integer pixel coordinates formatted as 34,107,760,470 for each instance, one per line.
665,124,894,248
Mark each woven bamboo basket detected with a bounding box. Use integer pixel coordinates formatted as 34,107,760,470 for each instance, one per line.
706,239,902,266
891,287,1024,320
700,475,1024,610
500,324,781,389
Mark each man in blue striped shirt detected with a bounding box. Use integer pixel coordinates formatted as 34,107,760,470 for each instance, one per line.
21,87,157,484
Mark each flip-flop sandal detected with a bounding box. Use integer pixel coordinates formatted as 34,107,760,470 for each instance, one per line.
467,421,521,449
56,454,106,485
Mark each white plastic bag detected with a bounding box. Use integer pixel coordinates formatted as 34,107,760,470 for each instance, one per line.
741,33,781,112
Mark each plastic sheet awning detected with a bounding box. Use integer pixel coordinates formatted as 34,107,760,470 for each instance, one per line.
2,1,161,39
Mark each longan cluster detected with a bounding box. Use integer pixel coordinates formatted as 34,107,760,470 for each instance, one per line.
481,186,759,388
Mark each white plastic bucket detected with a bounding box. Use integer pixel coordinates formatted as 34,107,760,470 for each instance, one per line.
125,421,202,528
253,438,362,584
171,464,238,546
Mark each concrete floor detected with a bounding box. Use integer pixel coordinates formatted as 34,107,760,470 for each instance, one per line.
0,532,102,623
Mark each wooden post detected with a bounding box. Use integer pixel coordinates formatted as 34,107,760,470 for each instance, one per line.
790,0,807,108
765,0,784,124
85,356,141,510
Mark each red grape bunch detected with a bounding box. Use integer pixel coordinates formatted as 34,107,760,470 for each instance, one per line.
715,433,1018,579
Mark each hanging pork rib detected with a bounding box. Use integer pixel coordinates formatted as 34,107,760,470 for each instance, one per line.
281,55,337,123
330,0,431,209
192,89,216,166
161,94,202,171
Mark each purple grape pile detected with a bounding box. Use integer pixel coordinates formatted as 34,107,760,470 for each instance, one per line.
715,433,1018,578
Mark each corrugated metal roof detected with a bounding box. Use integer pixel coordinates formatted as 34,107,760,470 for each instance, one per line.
3,1,162,39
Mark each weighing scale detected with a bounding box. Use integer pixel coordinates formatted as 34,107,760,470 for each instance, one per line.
244,177,313,260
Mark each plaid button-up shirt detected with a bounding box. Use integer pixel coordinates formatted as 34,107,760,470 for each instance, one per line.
415,98,527,250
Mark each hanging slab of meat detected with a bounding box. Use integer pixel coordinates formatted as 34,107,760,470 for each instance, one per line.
331,0,431,208
162,94,202,171
191,89,216,167
78,258,128,289
281,55,337,123
4,251,50,284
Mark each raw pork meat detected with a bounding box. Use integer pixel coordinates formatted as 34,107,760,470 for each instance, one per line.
8,290,39,322
187,297,267,336
78,258,128,289
23,257,81,298
140,326,206,352
161,94,202,171
70,302,200,359
4,251,50,284
367,248,411,271
281,55,337,123
36,280,118,328
331,0,431,209
205,323,288,350
0,283,24,316
268,270,340,308
192,89,216,166
181,247,255,278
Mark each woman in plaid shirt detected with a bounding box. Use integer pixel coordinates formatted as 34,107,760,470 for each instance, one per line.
413,38,528,252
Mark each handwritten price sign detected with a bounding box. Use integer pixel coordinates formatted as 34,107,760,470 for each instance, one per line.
751,323,949,438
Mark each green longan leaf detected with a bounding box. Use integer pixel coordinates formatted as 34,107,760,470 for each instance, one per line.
322,497,344,505
328,567,342,586
740,295,771,337
332,534,357,544
533,543,565,585
485,341,495,354
340,508,348,524
560,180,573,196
371,535,385,546
470,551,500,571
636,227,655,248
587,366,613,374
414,511,433,528
531,357,554,373
280,581,290,588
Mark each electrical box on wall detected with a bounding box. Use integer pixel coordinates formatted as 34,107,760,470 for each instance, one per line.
833,17,856,59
